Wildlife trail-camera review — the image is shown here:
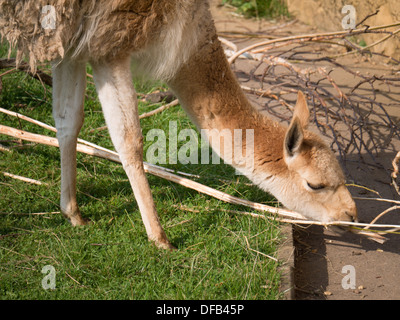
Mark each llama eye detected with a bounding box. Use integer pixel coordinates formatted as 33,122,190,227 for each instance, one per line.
307,182,325,191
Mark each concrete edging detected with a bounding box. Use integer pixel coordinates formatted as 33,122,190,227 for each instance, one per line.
277,224,295,300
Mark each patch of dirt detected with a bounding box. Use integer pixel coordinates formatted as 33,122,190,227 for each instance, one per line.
210,0,400,300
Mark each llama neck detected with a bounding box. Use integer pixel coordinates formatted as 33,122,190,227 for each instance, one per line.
168,32,287,179
168,33,254,132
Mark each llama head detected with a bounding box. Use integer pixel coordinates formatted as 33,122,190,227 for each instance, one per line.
279,91,357,222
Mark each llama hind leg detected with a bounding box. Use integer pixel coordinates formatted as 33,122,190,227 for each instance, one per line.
91,57,174,249
52,58,88,226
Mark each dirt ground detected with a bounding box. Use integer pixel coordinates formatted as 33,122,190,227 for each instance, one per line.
210,1,400,300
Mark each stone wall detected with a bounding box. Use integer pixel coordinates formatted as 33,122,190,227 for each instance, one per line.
285,0,400,59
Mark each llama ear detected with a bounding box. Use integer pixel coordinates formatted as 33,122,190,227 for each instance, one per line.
284,117,304,158
293,91,310,129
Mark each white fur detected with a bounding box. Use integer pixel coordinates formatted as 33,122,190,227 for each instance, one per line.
131,4,200,81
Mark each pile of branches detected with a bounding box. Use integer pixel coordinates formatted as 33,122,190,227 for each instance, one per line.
223,20,400,168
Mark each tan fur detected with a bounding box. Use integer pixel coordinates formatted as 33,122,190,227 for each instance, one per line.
0,0,83,71
1,0,357,248
167,22,357,223
0,0,201,79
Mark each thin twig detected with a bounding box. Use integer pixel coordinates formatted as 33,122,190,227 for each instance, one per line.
0,143,11,152
228,22,400,64
364,206,400,229
331,28,400,59
0,107,56,132
0,211,60,215
2,171,48,186
347,184,381,197
353,197,400,205
139,99,179,119
88,99,179,132
391,151,400,196
0,58,52,86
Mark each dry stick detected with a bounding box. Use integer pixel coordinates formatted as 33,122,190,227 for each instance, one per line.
0,106,118,156
353,196,400,205
363,28,400,51
1,125,398,243
0,211,60,215
0,107,56,132
138,99,179,119
2,171,48,186
364,206,400,230
0,67,17,78
227,22,400,64
175,204,389,244
0,124,305,221
173,203,394,228
331,28,400,59
1,111,399,237
0,143,11,152
0,104,200,179
347,184,381,197
90,99,179,132
0,107,201,180
219,37,238,52
1,124,399,244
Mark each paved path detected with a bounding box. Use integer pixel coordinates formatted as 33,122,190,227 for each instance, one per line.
210,1,400,300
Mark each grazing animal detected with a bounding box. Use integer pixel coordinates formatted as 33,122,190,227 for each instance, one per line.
0,0,357,249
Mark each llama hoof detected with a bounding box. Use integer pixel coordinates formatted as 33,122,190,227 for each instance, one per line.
153,239,177,251
164,242,177,251
69,215,92,226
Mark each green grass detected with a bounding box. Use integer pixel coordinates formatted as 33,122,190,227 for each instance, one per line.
222,0,290,19
0,54,284,300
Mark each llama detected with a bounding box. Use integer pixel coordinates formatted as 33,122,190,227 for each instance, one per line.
0,0,357,249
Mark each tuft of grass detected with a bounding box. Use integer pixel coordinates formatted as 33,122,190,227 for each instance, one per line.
0,49,284,300
222,0,290,19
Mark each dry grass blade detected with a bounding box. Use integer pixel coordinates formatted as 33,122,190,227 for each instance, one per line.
348,228,387,244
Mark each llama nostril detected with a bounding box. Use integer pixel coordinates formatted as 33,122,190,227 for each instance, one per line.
345,211,358,223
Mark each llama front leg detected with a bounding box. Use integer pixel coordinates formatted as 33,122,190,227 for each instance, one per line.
91,57,174,250
52,58,89,226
